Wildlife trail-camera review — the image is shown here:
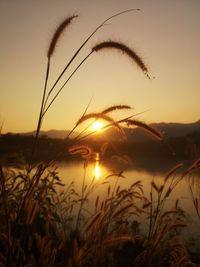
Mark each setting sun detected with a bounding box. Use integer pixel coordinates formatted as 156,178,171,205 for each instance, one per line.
91,120,104,132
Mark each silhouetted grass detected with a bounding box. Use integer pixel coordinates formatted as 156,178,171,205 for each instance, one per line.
0,9,200,267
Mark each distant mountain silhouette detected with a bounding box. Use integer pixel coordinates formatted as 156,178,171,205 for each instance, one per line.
152,120,200,138
95,120,200,142
19,120,200,141
124,120,200,142
1,121,200,164
22,129,77,139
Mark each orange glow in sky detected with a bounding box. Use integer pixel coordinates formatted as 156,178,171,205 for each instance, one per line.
0,1,199,133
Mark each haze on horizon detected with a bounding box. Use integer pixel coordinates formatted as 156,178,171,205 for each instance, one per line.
0,0,200,134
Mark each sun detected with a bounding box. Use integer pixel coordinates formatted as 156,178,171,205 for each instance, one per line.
91,120,104,132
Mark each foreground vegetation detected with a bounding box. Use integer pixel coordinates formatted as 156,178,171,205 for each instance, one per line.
1,10,200,266
1,157,200,266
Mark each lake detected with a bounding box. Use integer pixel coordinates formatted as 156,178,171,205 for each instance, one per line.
57,157,200,251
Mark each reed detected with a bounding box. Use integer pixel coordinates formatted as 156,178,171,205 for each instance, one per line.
146,163,186,242
1,160,198,266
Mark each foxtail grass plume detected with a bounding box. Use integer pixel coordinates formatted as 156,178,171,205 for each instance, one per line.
43,10,139,115
92,41,150,78
47,15,78,58
102,105,132,114
76,112,116,126
165,163,183,181
76,112,126,139
68,145,92,156
112,203,133,218
125,119,162,140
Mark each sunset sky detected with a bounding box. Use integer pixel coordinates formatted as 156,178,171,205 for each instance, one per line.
0,0,200,134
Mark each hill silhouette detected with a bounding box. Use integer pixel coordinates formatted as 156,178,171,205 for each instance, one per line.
17,120,200,141
1,121,200,166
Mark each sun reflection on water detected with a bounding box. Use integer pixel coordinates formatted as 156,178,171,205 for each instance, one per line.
94,152,101,180
94,161,101,180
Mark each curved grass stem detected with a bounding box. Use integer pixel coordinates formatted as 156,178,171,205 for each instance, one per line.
42,9,139,115
31,59,50,157
43,51,94,117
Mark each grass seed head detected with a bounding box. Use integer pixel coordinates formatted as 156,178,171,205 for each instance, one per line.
48,15,78,58
92,41,150,78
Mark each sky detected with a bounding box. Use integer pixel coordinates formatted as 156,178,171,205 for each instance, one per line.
0,0,200,133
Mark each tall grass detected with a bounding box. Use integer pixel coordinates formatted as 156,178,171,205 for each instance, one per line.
0,9,200,267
